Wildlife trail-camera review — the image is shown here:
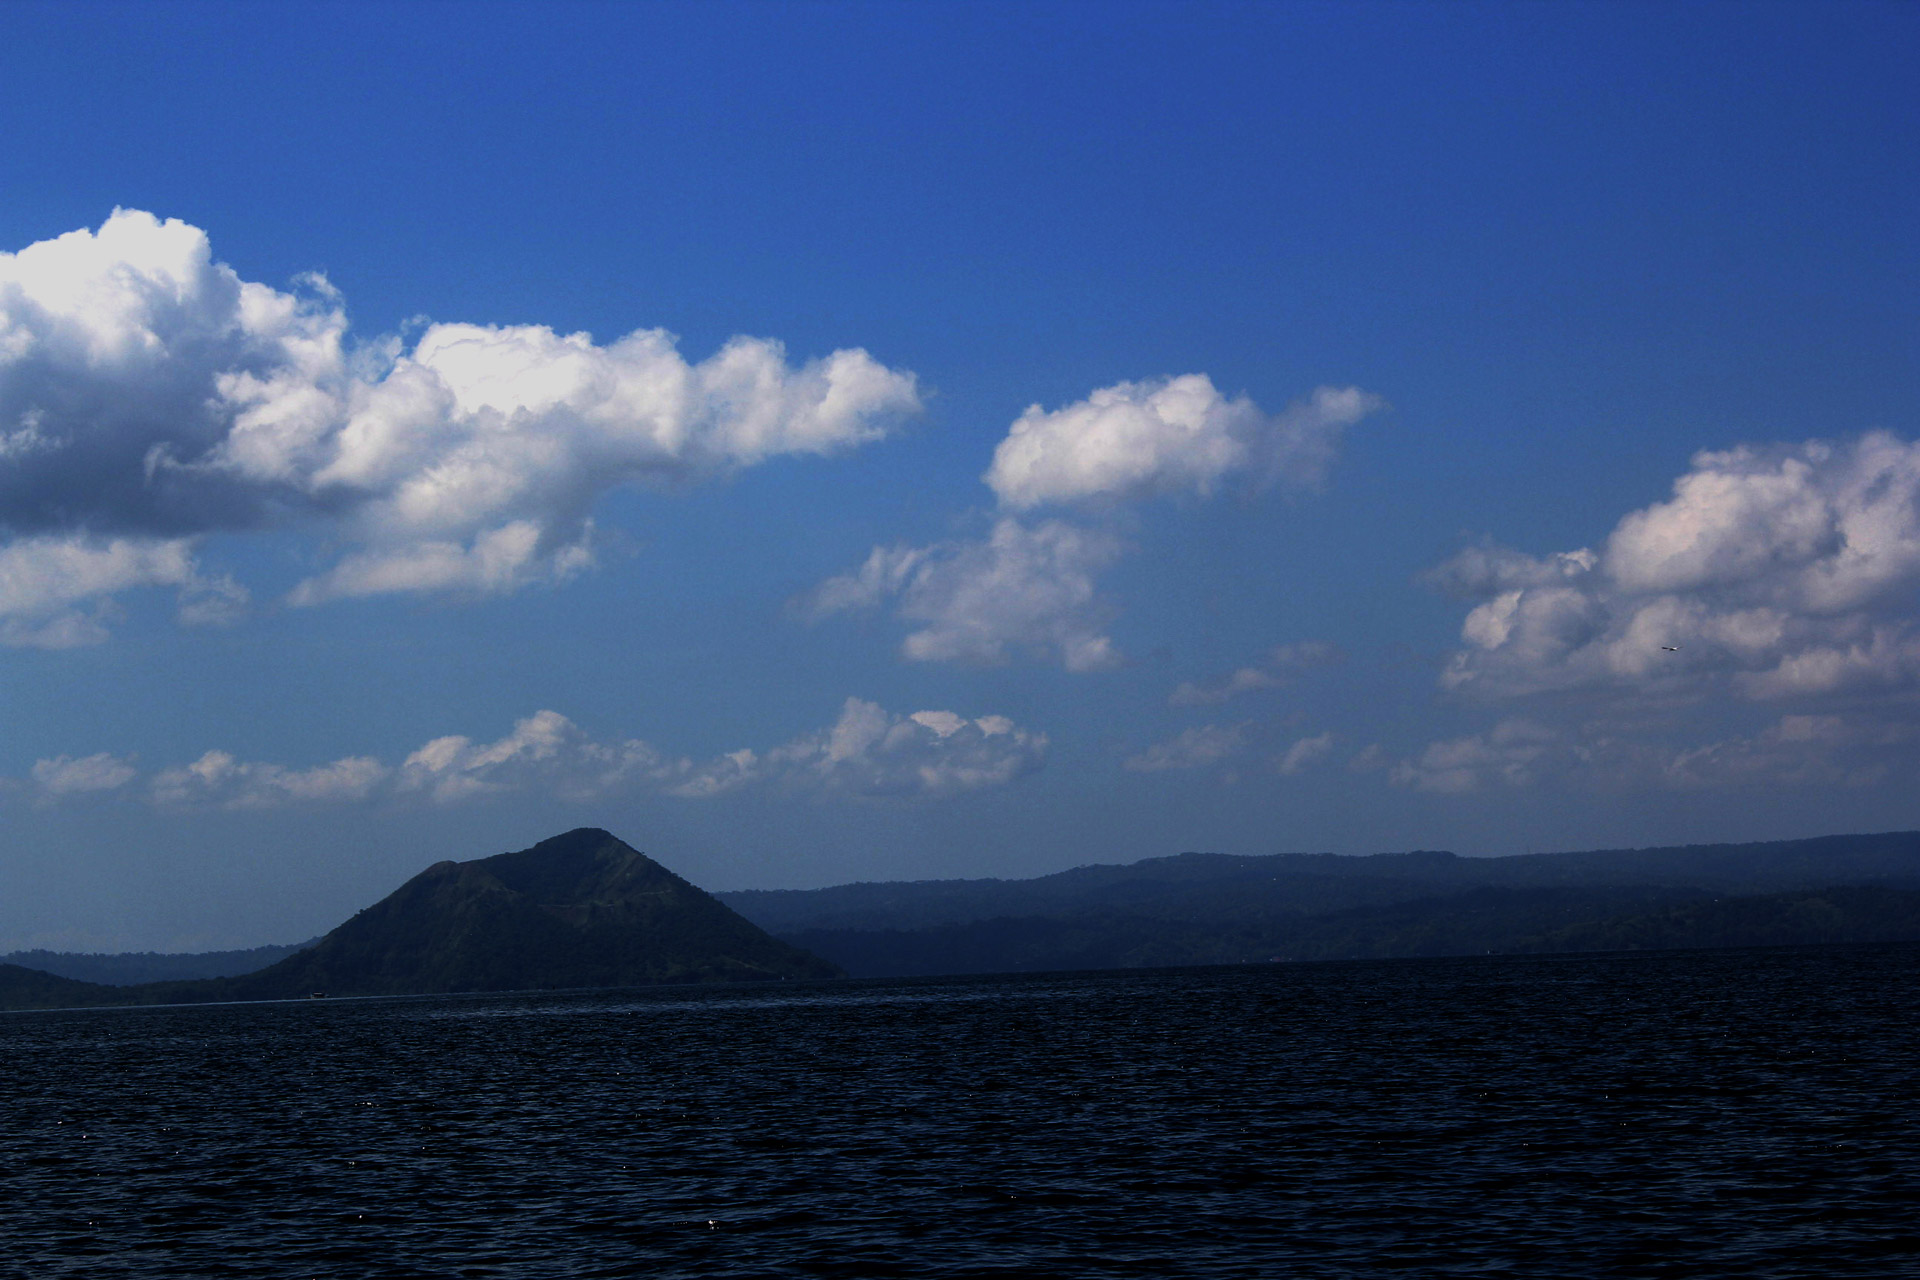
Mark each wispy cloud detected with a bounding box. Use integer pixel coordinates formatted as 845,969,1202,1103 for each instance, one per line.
0,535,235,649
1389,719,1563,794
1123,723,1249,772
31,753,137,798
1274,731,1335,776
1387,712,1916,795
1169,640,1343,706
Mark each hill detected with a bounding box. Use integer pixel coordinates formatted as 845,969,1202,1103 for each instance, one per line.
778,885,1920,977
220,828,840,998
0,940,320,986
716,831,1920,934
0,963,127,1011
0,829,839,1010
12,830,1920,1001
719,832,1920,977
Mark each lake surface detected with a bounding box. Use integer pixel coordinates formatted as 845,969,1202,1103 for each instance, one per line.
2,944,1916,1278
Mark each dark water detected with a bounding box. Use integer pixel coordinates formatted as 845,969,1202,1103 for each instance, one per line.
2,945,1916,1278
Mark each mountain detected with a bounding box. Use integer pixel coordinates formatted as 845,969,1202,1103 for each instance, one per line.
719,832,1920,977
0,829,839,1009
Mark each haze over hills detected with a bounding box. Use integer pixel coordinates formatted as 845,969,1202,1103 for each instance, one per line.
0,829,838,1010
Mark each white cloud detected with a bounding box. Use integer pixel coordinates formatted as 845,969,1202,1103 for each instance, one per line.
31,753,137,797
1123,723,1248,772
1169,640,1343,706
281,324,918,603
396,709,654,803
0,534,218,647
175,572,250,627
760,697,1048,797
132,701,1047,809
985,377,1382,509
152,750,390,809
806,518,1125,671
1275,731,1335,776
1388,719,1562,794
286,521,594,606
405,701,1048,802
0,209,921,624
1434,434,1920,702
809,369,1372,671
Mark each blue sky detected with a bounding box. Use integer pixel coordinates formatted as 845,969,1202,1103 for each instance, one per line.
1,0,1916,951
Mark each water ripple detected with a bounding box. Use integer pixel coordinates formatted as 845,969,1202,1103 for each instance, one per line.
1,945,1916,1277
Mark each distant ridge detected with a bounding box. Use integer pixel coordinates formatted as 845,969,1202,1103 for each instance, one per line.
718,831,1920,933
0,829,839,1010
717,831,1920,977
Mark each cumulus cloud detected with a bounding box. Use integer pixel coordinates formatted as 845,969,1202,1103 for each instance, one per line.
1434,434,1920,702
1123,723,1248,772
31,753,137,797
0,209,921,629
140,700,1044,809
1169,640,1343,706
809,369,1374,671
805,518,1126,671
985,377,1382,509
